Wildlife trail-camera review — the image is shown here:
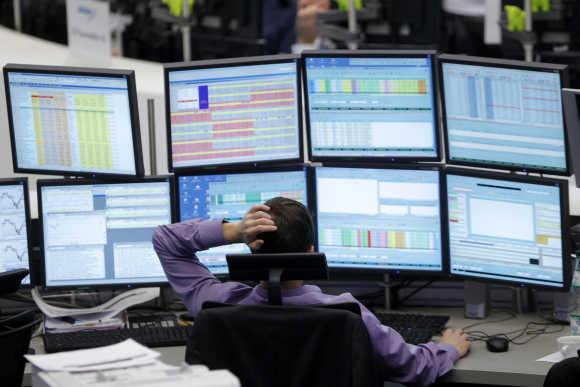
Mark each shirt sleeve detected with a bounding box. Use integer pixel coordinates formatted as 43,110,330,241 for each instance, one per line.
358,303,459,386
152,219,252,316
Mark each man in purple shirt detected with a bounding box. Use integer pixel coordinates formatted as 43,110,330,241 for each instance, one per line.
153,197,470,386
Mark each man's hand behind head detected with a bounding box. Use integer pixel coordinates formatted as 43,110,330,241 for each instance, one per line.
240,205,277,250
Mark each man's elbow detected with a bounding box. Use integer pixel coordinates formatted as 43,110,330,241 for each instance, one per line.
152,225,167,254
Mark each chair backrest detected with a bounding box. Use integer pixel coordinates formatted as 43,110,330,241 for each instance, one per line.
0,310,35,387
186,302,380,387
543,354,580,387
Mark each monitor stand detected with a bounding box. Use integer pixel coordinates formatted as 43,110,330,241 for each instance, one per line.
383,273,392,310
464,281,489,319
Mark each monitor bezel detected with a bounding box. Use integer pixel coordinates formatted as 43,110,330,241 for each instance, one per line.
443,167,571,290
301,50,442,164
562,88,580,187
312,162,449,277
3,63,145,179
163,55,304,173
438,54,570,176
0,177,34,287
174,163,314,278
37,176,175,290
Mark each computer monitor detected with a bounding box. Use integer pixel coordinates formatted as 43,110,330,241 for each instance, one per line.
177,166,310,274
3,64,144,178
302,50,440,163
562,88,580,186
0,179,31,285
314,165,444,273
164,55,303,171
439,54,569,175
38,178,174,289
445,169,570,289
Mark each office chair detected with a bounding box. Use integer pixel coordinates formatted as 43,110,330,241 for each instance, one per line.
543,351,580,387
0,269,36,387
184,253,381,387
186,302,380,387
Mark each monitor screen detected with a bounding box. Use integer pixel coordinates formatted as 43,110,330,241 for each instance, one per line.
562,89,580,187
39,179,172,288
165,56,302,170
441,58,568,174
0,180,30,284
446,172,567,288
303,52,439,161
314,166,443,272
4,65,142,177
178,168,309,274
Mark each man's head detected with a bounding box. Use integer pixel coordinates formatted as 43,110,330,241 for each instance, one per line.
255,197,315,254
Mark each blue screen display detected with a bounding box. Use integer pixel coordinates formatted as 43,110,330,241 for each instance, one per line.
442,62,566,172
315,167,443,272
305,56,438,159
178,169,308,274
447,173,565,287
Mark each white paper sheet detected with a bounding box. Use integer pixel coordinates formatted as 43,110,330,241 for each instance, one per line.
536,351,566,363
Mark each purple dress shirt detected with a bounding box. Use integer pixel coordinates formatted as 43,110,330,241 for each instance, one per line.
153,220,459,386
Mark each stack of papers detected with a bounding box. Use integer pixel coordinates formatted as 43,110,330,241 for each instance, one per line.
26,340,240,387
26,340,161,372
32,288,159,333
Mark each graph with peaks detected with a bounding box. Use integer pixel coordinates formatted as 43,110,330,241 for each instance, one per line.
0,185,29,282
320,228,436,250
310,79,428,95
442,62,567,172
7,71,136,175
168,63,300,168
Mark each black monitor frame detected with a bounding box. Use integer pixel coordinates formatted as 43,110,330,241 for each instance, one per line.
164,55,304,173
312,162,449,277
563,88,580,186
0,178,33,287
438,54,570,176
301,50,442,164
37,176,175,290
443,167,571,291
3,63,145,179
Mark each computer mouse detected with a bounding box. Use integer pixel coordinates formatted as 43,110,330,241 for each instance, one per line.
486,336,509,353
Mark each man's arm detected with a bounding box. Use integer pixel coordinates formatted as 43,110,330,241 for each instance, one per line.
358,304,469,386
153,205,277,315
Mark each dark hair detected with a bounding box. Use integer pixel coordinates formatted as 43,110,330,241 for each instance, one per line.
256,197,315,254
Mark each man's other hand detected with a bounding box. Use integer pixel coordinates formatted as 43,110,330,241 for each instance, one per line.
440,328,470,359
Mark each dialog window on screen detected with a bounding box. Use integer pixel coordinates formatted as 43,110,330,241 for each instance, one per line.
168,62,301,168
447,174,564,287
178,170,308,274
315,167,442,271
0,184,29,284
41,182,171,287
442,63,566,172
305,57,438,159
7,72,136,175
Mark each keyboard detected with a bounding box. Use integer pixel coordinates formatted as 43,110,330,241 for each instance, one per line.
43,325,192,353
372,311,450,345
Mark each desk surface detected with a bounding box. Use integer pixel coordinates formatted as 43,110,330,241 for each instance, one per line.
25,307,566,387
